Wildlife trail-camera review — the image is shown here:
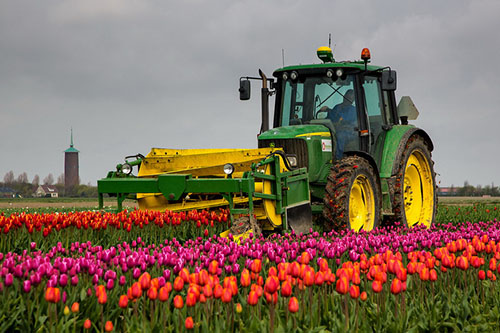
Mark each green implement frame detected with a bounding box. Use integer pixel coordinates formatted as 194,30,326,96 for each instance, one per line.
97,155,311,231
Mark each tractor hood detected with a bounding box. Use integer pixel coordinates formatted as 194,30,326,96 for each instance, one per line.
258,124,331,141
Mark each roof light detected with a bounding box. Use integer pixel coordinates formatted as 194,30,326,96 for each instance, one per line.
317,46,334,63
361,48,371,61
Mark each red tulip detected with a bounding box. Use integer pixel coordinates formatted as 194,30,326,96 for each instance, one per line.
83,319,91,330
478,270,486,280
185,317,194,330
281,281,292,297
104,321,113,332
288,297,299,313
390,278,402,295
372,280,383,293
336,276,349,295
349,285,360,299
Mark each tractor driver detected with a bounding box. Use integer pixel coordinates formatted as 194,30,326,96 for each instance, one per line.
319,89,357,159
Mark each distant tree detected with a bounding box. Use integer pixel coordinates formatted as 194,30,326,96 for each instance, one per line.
43,173,54,185
32,175,40,186
17,172,28,183
3,171,14,184
56,173,64,185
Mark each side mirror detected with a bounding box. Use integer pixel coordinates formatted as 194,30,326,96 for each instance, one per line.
381,70,397,91
239,79,251,100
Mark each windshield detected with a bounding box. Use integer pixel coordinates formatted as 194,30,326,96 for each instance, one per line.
279,74,356,126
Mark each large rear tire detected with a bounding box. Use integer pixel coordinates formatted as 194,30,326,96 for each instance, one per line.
323,156,381,232
391,135,436,228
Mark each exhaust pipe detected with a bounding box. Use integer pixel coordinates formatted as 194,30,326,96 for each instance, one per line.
259,69,270,134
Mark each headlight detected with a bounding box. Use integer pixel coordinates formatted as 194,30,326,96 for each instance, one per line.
290,71,298,80
121,163,133,175
282,72,288,80
286,155,297,167
223,163,235,175
336,69,343,77
326,69,334,78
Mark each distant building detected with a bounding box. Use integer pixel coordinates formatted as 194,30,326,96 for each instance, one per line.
35,185,59,198
0,187,16,198
64,129,79,195
437,187,459,196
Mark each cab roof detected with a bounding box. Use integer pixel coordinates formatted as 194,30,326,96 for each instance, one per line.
273,61,384,77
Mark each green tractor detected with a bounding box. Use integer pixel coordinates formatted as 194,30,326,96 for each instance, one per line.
98,46,436,234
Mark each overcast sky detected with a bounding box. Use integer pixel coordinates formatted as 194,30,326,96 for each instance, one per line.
1,0,499,187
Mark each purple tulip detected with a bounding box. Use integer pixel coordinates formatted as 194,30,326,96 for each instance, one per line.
4,273,13,287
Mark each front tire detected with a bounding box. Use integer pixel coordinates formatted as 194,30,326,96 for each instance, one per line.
323,156,381,232
391,135,436,228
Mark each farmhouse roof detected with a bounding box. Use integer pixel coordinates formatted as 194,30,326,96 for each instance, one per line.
39,185,58,193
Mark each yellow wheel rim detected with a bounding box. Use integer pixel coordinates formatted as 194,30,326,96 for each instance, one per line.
403,150,434,228
349,174,375,232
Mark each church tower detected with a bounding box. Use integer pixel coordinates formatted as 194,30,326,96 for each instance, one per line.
64,129,79,195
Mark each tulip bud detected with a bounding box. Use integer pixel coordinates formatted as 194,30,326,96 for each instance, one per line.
288,296,299,313
185,316,194,330
83,319,91,330
104,321,113,332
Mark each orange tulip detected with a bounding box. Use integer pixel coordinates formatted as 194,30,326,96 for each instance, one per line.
71,302,80,313
265,291,278,305
360,291,368,301
131,282,142,299
240,269,251,287
429,269,438,282
303,269,315,287
45,287,61,303
203,283,213,298
250,259,262,273
349,285,360,299
118,295,128,308
214,284,223,299
300,252,310,265
264,276,280,294
208,260,218,275
159,286,170,302
221,288,233,303
173,295,184,309
173,277,184,292
281,280,292,297
247,290,259,306
336,276,349,295
147,287,158,300
139,272,151,290
179,268,190,283
288,296,299,313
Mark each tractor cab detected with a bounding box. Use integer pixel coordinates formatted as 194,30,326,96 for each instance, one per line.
270,47,399,163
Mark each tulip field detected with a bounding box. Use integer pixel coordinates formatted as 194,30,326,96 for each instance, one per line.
1,203,500,331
